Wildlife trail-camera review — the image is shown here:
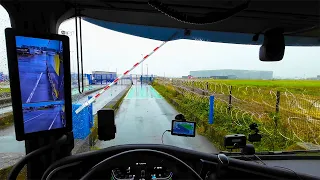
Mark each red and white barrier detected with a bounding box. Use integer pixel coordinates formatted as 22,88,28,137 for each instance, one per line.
75,41,168,114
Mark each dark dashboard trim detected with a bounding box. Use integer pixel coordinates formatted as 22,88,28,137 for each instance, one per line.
43,144,320,180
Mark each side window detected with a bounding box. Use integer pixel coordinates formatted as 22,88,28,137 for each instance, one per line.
0,5,26,177
0,5,11,94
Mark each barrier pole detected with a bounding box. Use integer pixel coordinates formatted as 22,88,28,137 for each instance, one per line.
75,31,179,114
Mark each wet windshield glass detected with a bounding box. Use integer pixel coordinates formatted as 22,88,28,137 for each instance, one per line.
0,5,320,177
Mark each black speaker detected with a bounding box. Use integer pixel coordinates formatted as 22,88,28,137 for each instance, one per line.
98,108,116,141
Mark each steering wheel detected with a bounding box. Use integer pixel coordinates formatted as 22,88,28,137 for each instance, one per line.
79,149,203,180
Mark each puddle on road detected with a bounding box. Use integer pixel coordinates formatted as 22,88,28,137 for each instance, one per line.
126,85,162,99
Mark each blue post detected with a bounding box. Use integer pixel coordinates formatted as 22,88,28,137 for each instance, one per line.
88,96,93,128
209,95,214,124
72,104,90,139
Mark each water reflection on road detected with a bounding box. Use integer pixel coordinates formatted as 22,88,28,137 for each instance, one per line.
97,84,218,154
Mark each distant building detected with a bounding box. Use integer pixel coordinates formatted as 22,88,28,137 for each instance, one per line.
317,75,320,80
190,69,273,79
210,76,229,79
92,71,117,84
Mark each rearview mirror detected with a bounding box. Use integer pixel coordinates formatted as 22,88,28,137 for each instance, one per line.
259,28,285,61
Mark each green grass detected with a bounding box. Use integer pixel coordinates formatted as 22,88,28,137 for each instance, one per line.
0,112,14,129
161,78,320,151
153,81,297,151
0,88,10,93
206,79,320,88
204,79,320,96
0,166,27,180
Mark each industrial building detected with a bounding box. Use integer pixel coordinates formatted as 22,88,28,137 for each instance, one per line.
91,71,117,84
190,69,273,79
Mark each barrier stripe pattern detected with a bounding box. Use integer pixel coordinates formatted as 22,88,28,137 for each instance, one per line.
75,41,168,114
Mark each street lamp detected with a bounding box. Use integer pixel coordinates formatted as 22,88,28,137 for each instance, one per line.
146,64,148,77
141,54,143,77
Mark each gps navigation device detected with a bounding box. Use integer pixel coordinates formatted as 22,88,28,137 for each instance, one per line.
171,120,196,137
5,28,72,141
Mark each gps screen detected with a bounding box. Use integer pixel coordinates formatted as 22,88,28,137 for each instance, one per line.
171,120,196,137
16,36,66,134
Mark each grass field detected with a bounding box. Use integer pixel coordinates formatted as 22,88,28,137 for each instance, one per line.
154,78,320,151
0,88,10,93
201,79,320,96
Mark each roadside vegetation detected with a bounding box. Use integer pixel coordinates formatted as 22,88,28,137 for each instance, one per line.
153,79,320,152
0,88,10,93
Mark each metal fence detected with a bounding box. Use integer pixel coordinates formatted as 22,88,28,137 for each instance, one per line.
156,78,320,149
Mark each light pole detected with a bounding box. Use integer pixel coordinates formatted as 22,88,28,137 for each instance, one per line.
141,54,143,77
146,64,148,77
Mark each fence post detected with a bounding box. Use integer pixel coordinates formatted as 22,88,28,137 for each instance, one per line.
206,82,209,90
276,91,280,113
192,81,195,91
209,96,215,124
228,86,232,112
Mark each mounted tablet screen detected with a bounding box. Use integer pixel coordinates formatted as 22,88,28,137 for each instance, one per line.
5,28,72,140
171,120,196,137
16,36,66,134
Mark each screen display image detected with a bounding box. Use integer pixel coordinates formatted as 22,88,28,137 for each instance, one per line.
16,36,65,134
172,121,195,136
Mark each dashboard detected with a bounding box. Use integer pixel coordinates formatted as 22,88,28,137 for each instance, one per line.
43,144,320,180
111,163,172,180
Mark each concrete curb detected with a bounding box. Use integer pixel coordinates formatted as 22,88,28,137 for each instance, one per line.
0,86,128,175
0,87,104,106
0,87,104,129
72,85,132,154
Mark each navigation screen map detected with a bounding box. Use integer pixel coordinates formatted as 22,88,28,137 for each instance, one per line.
16,36,66,134
172,121,195,137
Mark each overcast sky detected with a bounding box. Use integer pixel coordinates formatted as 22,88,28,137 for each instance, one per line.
0,6,319,78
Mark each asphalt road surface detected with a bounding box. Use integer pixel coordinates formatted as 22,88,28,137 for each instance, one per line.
0,84,129,153
23,106,64,134
18,54,54,103
97,84,218,154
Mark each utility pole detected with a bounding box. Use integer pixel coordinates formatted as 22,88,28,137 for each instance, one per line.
141,54,143,77
146,64,148,77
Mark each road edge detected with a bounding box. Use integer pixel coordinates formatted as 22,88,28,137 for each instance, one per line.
0,86,105,130
73,84,132,154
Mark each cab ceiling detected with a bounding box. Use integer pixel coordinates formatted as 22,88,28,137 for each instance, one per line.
72,0,320,37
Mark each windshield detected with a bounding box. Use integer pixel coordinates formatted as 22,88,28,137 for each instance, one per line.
0,5,320,178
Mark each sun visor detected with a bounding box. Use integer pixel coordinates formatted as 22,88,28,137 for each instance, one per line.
83,17,320,46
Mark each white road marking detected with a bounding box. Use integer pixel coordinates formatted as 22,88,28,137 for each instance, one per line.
26,72,43,103
24,113,45,123
48,112,59,130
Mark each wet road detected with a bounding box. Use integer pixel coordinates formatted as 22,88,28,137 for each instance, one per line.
0,106,12,114
0,85,105,115
0,84,130,153
23,105,64,134
97,84,218,154
18,54,53,103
